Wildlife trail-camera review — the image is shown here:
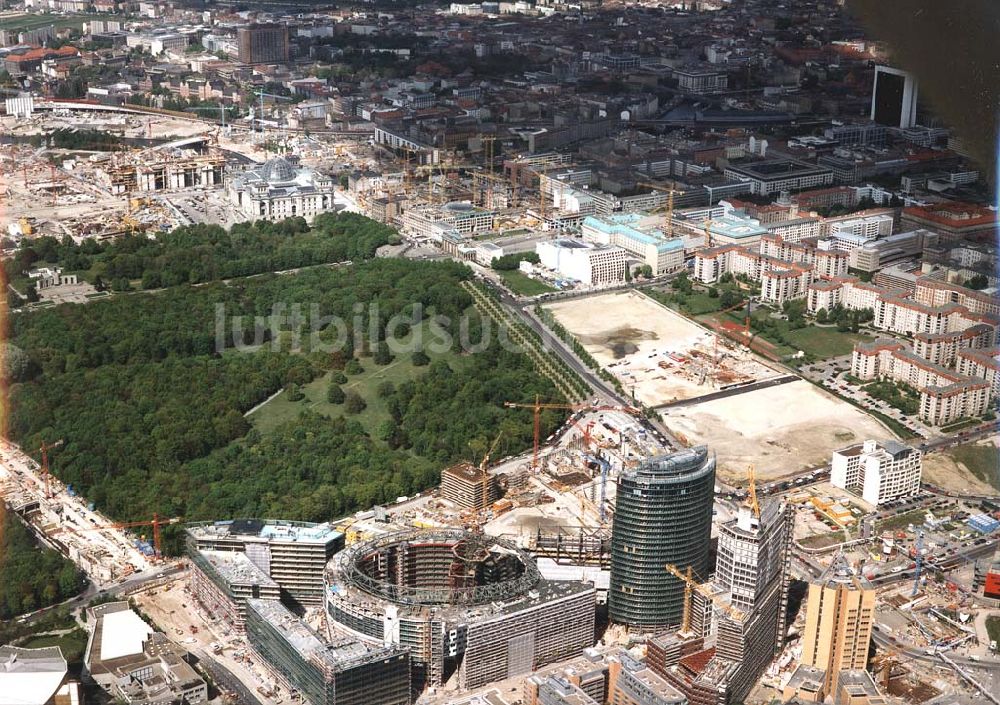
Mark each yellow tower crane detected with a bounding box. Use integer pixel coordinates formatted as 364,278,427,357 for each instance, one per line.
747,464,761,518
638,181,679,237
665,562,744,634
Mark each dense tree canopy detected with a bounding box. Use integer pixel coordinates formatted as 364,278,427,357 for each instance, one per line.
5,213,398,289
8,258,565,539
0,505,84,619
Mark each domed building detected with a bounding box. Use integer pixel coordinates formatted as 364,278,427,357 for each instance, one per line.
227,156,338,222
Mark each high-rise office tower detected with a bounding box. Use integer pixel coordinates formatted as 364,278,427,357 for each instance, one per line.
712,499,793,703
800,555,876,698
609,446,715,630
870,65,918,129
237,24,289,65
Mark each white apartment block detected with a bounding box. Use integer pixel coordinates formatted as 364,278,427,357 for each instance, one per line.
955,347,1000,400
536,239,627,285
761,267,812,306
828,214,893,240
914,278,1000,316
765,217,821,243
851,339,993,425
912,326,995,368
831,439,922,506
807,280,842,314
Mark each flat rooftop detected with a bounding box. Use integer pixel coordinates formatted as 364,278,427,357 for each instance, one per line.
201,549,279,588
187,518,343,544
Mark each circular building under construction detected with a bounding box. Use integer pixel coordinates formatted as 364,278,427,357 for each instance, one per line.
327,529,596,691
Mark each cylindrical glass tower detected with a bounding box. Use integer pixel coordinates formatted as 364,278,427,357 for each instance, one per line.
608,446,716,629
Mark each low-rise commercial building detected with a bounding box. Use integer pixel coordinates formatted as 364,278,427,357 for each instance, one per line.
609,651,687,705
0,645,82,705
724,158,834,196
83,602,207,704
536,239,628,285
581,214,685,276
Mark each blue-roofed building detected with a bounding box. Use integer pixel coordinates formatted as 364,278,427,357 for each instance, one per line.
581,213,685,275
705,213,769,247
967,514,1000,534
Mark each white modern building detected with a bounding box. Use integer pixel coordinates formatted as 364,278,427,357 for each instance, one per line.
831,439,922,506
227,157,337,222
536,239,628,285
581,214,685,275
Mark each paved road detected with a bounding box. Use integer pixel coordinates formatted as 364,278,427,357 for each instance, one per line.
195,649,265,705
872,629,1000,674
653,374,799,409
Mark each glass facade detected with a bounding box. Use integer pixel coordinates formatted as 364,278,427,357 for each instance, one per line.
608,446,716,629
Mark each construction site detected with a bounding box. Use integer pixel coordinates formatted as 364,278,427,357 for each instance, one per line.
0,438,164,586
544,290,781,407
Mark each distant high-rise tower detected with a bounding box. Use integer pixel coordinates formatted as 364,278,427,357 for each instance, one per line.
870,65,918,129
801,555,876,697
608,446,715,630
237,24,289,65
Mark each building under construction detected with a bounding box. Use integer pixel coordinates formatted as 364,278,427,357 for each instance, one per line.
95,137,226,195
186,519,344,612
440,462,499,511
245,598,411,705
326,529,596,692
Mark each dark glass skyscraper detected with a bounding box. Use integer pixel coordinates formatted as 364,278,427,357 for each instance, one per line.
608,446,716,629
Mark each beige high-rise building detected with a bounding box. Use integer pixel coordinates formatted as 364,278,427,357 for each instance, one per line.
800,555,876,698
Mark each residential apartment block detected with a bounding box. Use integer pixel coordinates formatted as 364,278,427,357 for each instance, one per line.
831,439,922,506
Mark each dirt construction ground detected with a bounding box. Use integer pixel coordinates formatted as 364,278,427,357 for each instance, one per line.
660,379,897,482
544,291,781,406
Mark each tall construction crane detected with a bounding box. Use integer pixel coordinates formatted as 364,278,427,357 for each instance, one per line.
36,439,64,499
503,396,641,470
253,90,292,145
638,182,679,237
665,562,744,634
70,514,183,561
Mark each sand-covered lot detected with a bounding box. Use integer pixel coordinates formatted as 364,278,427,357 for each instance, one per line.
660,379,897,482
545,291,781,406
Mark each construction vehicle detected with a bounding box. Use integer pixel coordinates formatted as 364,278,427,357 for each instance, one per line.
665,562,744,634
638,181,679,237
35,439,64,499
69,514,184,561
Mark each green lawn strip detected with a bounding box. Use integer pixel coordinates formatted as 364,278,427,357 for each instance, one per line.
876,508,930,532
500,270,556,296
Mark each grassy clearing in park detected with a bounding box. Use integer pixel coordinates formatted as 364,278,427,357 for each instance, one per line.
946,442,1000,491
0,13,113,31
249,322,465,437
500,270,556,296
20,628,89,664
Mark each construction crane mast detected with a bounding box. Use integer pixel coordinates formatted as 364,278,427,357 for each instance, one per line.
746,464,760,518
37,439,64,499
503,396,641,470
71,514,183,561
912,530,925,596
665,562,744,633
638,182,679,237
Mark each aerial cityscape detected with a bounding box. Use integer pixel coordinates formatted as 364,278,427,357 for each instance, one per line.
0,1,997,705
